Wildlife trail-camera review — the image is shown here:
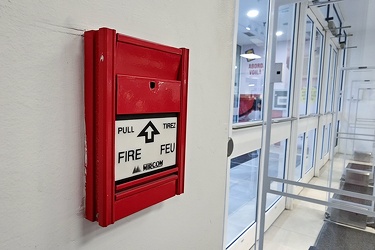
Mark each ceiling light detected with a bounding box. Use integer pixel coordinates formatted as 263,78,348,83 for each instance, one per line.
248,84,255,87
240,53,261,60
246,27,251,31
247,9,259,18
276,31,283,36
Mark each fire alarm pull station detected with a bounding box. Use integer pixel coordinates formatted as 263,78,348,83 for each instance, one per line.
84,28,189,227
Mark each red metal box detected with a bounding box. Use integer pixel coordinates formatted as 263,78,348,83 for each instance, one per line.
84,28,188,227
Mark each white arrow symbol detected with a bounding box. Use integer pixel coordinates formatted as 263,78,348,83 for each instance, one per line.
137,121,160,143
144,126,154,141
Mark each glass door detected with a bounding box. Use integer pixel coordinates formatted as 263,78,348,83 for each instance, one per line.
225,0,298,249
298,10,325,183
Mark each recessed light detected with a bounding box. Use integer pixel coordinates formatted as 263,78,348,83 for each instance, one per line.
240,53,261,60
247,9,259,18
246,27,251,31
276,31,283,36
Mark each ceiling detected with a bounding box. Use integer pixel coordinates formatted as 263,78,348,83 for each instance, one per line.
237,0,268,46
237,0,375,47
336,0,375,33
237,0,295,46
311,0,375,49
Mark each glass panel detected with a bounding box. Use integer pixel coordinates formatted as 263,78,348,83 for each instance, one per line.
304,129,316,173
226,142,287,246
309,29,324,114
325,45,333,113
233,0,268,124
327,123,332,152
330,50,338,111
226,141,287,246
233,1,296,123
267,139,287,209
323,124,330,156
339,49,346,111
226,150,260,247
272,5,296,119
335,120,340,147
299,17,313,116
233,45,241,123
295,133,305,180
321,125,325,159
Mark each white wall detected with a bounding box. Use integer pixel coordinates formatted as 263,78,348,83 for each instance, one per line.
345,0,375,67
0,1,235,249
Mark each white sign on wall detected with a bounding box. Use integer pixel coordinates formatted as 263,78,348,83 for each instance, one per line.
115,116,177,181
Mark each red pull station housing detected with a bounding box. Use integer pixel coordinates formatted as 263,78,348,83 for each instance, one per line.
84,28,189,227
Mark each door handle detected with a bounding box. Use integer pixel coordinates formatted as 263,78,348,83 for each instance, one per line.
227,137,234,157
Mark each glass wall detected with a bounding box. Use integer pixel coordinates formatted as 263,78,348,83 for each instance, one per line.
322,124,330,157
330,50,338,111
295,133,305,180
233,45,242,123
325,45,333,113
226,140,287,247
228,1,297,248
267,139,287,209
299,17,313,116
327,123,332,152
304,129,316,173
273,5,296,119
226,150,260,247
226,0,347,248
232,1,296,123
339,49,347,111
309,30,324,114
321,125,326,159
335,120,340,147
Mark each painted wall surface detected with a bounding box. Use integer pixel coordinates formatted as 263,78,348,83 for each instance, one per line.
0,1,235,249
345,0,375,68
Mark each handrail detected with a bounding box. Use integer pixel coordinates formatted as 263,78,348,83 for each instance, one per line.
268,176,375,202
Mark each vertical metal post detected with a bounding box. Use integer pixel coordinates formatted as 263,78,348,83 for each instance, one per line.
326,50,337,195
352,88,360,152
255,1,309,249
327,64,343,198
254,0,277,249
343,78,354,174
285,0,307,209
327,50,341,206
255,82,274,250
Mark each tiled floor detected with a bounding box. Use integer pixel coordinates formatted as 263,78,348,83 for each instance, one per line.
253,154,375,250
251,157,344,250
229,154,375,249
257,200,325,250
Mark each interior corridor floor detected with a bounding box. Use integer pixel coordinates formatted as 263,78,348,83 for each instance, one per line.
250,156,375,250
251,169,328,250
252,198,324,250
